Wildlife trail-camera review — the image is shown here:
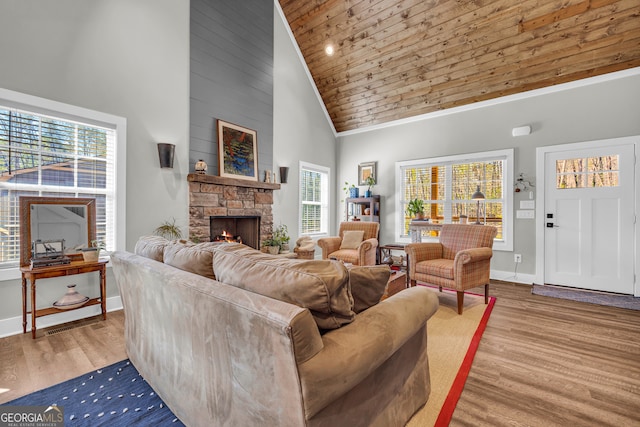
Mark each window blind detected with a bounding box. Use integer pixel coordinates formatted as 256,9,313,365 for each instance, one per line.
0,107,116,268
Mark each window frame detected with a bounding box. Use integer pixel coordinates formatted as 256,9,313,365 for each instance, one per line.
0,88,126,280
395,148,513,251
298,161,330,237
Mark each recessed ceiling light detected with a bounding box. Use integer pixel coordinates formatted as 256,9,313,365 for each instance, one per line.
325,44,334,56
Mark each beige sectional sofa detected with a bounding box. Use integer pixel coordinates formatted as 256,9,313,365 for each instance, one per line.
111,237,439,427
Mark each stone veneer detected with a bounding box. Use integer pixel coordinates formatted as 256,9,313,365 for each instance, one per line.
188,174,280,245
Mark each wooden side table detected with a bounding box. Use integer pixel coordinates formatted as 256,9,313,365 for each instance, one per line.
21,259,108,339
380,271,407,301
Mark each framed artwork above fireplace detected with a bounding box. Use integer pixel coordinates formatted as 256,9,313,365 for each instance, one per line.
217,119,258,181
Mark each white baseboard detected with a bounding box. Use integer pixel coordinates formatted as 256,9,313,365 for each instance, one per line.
0,295,122,338
491,269,536,285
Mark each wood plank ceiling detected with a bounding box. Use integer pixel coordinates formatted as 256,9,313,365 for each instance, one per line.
279,0,640,133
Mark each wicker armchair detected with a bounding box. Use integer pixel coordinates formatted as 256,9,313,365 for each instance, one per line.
317,222,379,266
405,224,497,314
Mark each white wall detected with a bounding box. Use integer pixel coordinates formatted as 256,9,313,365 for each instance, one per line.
273,8,337,244
336,70,640,278
0,0,189,331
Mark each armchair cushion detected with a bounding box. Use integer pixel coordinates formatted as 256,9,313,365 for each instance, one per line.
340,230,365,249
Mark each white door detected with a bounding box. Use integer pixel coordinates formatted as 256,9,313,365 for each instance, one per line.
544,143,635,294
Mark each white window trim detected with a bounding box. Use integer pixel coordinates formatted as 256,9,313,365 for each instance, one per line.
0,88,127,281
395,148,513,251
299,161,330,238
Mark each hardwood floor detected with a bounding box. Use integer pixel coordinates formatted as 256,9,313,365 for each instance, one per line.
0,311,126,404
1,283,638,427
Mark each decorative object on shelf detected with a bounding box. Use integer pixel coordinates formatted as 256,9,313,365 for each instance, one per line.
154,218,183,240
343,181,359,198
264,170,273,183
195,159,208,174
53,284,90,310
364,175,375,197
514,173,534,192
217,119,258,181
471,185,485,224
157,143,175,169
406,198,426,220
279,166,289,184
358,161,377,186
364,208,371,215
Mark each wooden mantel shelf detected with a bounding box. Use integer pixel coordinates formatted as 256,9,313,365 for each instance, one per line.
188,173,280,190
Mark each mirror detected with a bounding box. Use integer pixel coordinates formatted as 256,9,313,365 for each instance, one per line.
20,196,96,267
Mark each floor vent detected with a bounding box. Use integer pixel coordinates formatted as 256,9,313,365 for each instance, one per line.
44,318,99,335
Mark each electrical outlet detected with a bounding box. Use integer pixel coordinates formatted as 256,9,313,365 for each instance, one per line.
514,254,522,263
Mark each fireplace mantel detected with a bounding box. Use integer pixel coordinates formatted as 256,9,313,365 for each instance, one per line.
188,174,280,190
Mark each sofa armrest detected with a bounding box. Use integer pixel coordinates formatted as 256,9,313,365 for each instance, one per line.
297,286,439,418
317,236,342,259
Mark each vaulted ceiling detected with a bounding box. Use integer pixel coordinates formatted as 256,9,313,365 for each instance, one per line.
278,0,640,133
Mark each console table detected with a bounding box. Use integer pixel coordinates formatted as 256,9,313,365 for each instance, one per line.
408,221,443,242
21,259,108,339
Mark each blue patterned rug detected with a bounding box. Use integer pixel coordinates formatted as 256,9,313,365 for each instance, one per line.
532,284,640,311
3,359,184,426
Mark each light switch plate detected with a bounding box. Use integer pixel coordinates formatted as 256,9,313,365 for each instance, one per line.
520,200,535,209
516,210,535,219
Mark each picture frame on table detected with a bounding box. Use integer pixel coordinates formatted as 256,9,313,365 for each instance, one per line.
358,161,377,186
217,119,258,181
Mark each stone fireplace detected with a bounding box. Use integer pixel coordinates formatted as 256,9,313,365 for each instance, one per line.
210,215,260,249
188,174,280,247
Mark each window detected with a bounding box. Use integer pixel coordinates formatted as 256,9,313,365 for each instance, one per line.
299,161,329,236
396,149,513,251
556,155,619,189
0,88,126,276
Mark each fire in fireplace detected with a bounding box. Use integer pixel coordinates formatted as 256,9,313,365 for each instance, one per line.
210,216,260,249
212,230,243,244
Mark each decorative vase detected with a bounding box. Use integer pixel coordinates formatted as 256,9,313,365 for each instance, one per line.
267,245,279,255
53,284,90,310
195,159,207,174
364,190,372,197
349,187,359,198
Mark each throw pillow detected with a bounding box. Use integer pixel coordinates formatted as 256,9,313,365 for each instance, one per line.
211,243,355,330
349,265,391,313
163,241,224,280
134,235,170,262
340,230,365,249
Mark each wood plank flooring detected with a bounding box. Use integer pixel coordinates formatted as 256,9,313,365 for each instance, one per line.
1,283,638,427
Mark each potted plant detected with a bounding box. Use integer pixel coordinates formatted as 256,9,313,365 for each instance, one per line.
82,240,105,262
364,176,375,197
406,198,426,220
343,181,359,199
154,218,183,240
273,224,291,253
262,238,280,255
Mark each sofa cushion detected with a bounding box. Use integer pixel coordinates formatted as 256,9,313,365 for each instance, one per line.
349,265,391,313
163,241,223,280
212,243,355,330
134,235,170,261
340,230,364,249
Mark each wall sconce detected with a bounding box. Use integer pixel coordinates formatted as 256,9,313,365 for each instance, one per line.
279,166,289,184
157,143,175,168
471,185,485,224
